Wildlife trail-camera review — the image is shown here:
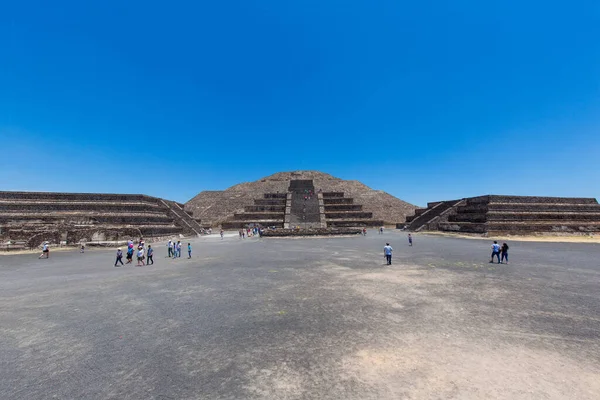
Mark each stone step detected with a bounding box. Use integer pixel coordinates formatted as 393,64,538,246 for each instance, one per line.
458,203,600,213
254,199,287,206
439,221,600,234
323,198,354,205
327,219,384,227
233,212,285,220
487,195,598,205
325,212,374,219
323,204,363,211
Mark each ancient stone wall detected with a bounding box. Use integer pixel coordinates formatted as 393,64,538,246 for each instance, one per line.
406,195,600,235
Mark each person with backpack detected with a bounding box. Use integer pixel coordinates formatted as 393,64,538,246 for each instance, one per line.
501,243,509,264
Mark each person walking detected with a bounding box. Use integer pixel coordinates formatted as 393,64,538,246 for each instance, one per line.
115,248,124,266
39,242,50,259
490,241,501,264
136,247,145,266
379,226,384,235
176,241,182,258
147,245,154,265
363,228,367,236
408,234,413,246
187,243,192,259
383,243,393,265
80,244,85,253
167,240,173,258
220,229,224,239
501,243,509,264
126,246,134,264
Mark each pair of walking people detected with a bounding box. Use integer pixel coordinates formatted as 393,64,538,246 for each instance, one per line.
490,241,509,264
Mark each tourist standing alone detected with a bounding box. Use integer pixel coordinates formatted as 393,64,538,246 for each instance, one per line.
408,234,413,246
187,243,192,259
115,248,124,266
490,241,501,264
501,243,509,264
383,243,393,265
39,242,50,259
147,245,154,265
220,229,224,239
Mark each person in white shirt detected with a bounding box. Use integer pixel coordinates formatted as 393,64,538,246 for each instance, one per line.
39,242,50,259
490,241,501,264
383,243,393,265
136,247,145,266
167,240,173,258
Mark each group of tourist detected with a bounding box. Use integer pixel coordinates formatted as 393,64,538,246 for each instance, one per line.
36,230,510,268
113,238,154,267
114,238,192,267
239,227,263,238
167,240,192,259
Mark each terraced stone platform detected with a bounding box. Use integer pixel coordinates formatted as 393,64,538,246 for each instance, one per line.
221,193,286,229
0,191,204,247
185,171,416,227
404,195,600,235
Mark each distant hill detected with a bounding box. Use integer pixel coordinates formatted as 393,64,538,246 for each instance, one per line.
185,171,417,226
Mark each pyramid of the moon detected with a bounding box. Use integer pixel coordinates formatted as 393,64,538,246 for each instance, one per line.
185,171,418,228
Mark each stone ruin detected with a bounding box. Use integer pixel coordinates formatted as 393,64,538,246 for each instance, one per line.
403,195,600,235
186,171,417,228
219,178,386,230
0,191,204,248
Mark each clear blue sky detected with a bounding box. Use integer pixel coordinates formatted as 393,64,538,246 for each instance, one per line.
1,1,599,206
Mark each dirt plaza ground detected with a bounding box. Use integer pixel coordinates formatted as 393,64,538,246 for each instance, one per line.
1,231,599,399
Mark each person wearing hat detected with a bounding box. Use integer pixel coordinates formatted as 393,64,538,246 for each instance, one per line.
383,243,393,265
115,248,124,266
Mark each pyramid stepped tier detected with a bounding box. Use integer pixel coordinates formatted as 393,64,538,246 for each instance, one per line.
185,171,417,226
0,191,203,246
221,193,286,229
322,192,383,228
404,195,600,235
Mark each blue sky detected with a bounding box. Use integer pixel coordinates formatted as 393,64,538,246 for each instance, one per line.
1,0,599,206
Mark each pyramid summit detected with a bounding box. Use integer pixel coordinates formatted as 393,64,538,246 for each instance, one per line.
185,170,417,228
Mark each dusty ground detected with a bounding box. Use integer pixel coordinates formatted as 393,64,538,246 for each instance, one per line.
0,231,599,399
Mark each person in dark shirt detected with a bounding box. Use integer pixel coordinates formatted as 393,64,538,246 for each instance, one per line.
115,248,124,267
147,245,154,265
501,243,509,264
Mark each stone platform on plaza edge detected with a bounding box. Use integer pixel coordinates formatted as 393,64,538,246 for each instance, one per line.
402,195,600,235
0,191,204,249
